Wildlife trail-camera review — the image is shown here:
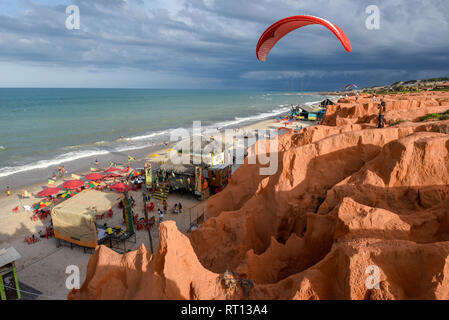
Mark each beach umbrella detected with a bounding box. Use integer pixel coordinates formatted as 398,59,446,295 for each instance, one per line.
110,182,132,193
85,173,104,181
63,180,84,190
104,167,120,173
87,181,99,189
61,190,77,199
128,169,136,178
105,173,122,179
37,187,61,197
34,200,52,210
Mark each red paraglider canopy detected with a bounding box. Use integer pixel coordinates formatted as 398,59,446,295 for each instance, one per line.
37,187,61,197
109,182,131,193
63,180,84,190
85,173,104,181
256,15,352,62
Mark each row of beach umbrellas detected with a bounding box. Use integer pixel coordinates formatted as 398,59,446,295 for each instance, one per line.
36,167,136,198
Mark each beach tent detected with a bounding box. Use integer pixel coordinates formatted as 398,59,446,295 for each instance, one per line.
320,99,335,108
52,190,123,248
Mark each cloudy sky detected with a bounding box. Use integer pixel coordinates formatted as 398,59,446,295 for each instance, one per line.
0,0,448,90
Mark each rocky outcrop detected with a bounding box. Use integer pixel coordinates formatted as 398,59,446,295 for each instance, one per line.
70,91,449,300
322,92,449,126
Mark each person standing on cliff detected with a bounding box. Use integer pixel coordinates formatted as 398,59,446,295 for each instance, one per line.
355,92,359,101
378,99,386,128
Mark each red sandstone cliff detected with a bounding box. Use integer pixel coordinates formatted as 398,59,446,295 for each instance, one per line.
69,92,449,300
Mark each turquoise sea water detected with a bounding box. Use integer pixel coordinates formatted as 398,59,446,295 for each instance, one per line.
0,89,326,182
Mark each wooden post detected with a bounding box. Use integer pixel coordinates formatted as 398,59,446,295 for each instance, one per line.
13,264,21,300
0,274,6,300
142,189,154,253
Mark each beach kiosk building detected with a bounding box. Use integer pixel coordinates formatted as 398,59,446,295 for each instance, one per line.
0,247,21,300
52,190,124,248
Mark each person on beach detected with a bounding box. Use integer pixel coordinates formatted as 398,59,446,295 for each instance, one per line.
95,159,99,168
6,186,11,197
378,99,387,128
158,209,164,224
57,166,62,177
163,199,168,213
178,202,183,213
52,172,57,181
61,166,66,177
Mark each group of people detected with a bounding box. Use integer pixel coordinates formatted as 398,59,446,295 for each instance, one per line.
57,166,66,178
156,200,183,224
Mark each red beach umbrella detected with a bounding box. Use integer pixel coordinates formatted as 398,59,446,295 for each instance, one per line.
63,180,84,190
110,183,131,193
37,187,61,197
85,173,104,181
104,167,120,173
105,173,122,178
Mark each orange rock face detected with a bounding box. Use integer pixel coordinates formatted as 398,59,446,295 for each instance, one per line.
70,91,449,300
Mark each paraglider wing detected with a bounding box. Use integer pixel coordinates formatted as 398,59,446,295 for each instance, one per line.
256,15,352,62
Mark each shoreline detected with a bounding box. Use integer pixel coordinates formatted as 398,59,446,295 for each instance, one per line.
0,91,331,189
1,105,321,193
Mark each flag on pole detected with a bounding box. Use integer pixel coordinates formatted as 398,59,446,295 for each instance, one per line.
128,155,135,162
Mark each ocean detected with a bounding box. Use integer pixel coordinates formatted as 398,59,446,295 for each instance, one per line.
0,89,326,189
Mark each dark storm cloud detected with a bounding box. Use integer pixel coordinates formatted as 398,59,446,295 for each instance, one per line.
0,0,448,89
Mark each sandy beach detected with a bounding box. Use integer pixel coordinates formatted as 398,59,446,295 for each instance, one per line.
0,115,316,300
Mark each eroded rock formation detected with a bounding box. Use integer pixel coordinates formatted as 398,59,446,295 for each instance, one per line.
70,92,449,300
